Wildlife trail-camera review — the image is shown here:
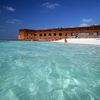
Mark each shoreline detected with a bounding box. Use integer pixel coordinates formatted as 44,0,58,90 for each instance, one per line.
51,38,100,45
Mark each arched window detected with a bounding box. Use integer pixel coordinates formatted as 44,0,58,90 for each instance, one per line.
34,34,37,36
40,34,42,36
94,32,99,38
54,33,56,36
44,33,46,36
49,33,51,36
86,32,90,36
78,33,82,36
65,33,67,36
71,33,75,36
59,33,62,36
97,32,100,36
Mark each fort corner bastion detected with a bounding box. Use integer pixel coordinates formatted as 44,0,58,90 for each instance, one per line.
18,25,100,41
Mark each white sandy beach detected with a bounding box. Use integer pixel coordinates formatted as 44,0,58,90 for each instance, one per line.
52,38,100,45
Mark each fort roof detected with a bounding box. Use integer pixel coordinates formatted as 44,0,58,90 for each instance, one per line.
19,25,100,32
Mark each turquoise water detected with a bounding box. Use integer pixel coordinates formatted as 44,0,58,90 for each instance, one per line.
0,41,100,100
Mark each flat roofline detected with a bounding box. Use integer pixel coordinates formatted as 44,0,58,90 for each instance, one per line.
19,25,100,32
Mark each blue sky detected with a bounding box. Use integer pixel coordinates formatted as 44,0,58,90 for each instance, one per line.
0,0,100,39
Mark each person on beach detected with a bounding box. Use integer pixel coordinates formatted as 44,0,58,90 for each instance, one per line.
65,38,67,43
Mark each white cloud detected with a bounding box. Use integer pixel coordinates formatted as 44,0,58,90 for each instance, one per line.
69,26,74,28
79,23,89,27
93,24,98,25
3,6,16,12
42,2,60,9
82,18,93,23
6,19,22,25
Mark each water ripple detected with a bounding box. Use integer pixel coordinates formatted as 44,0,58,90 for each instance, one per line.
0,41,100,100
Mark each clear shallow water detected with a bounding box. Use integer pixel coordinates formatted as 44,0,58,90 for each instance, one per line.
0,41,100,100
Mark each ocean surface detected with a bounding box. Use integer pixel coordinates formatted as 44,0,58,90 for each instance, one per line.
0,41,100,100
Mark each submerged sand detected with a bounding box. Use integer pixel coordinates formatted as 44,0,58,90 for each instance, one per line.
52,38,100,45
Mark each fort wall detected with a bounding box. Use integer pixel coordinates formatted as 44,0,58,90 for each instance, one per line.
18,26,100,41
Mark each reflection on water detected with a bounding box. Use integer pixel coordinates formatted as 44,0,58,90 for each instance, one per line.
0,41,100,100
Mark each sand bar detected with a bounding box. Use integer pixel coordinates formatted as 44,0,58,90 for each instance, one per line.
52,38,100,45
